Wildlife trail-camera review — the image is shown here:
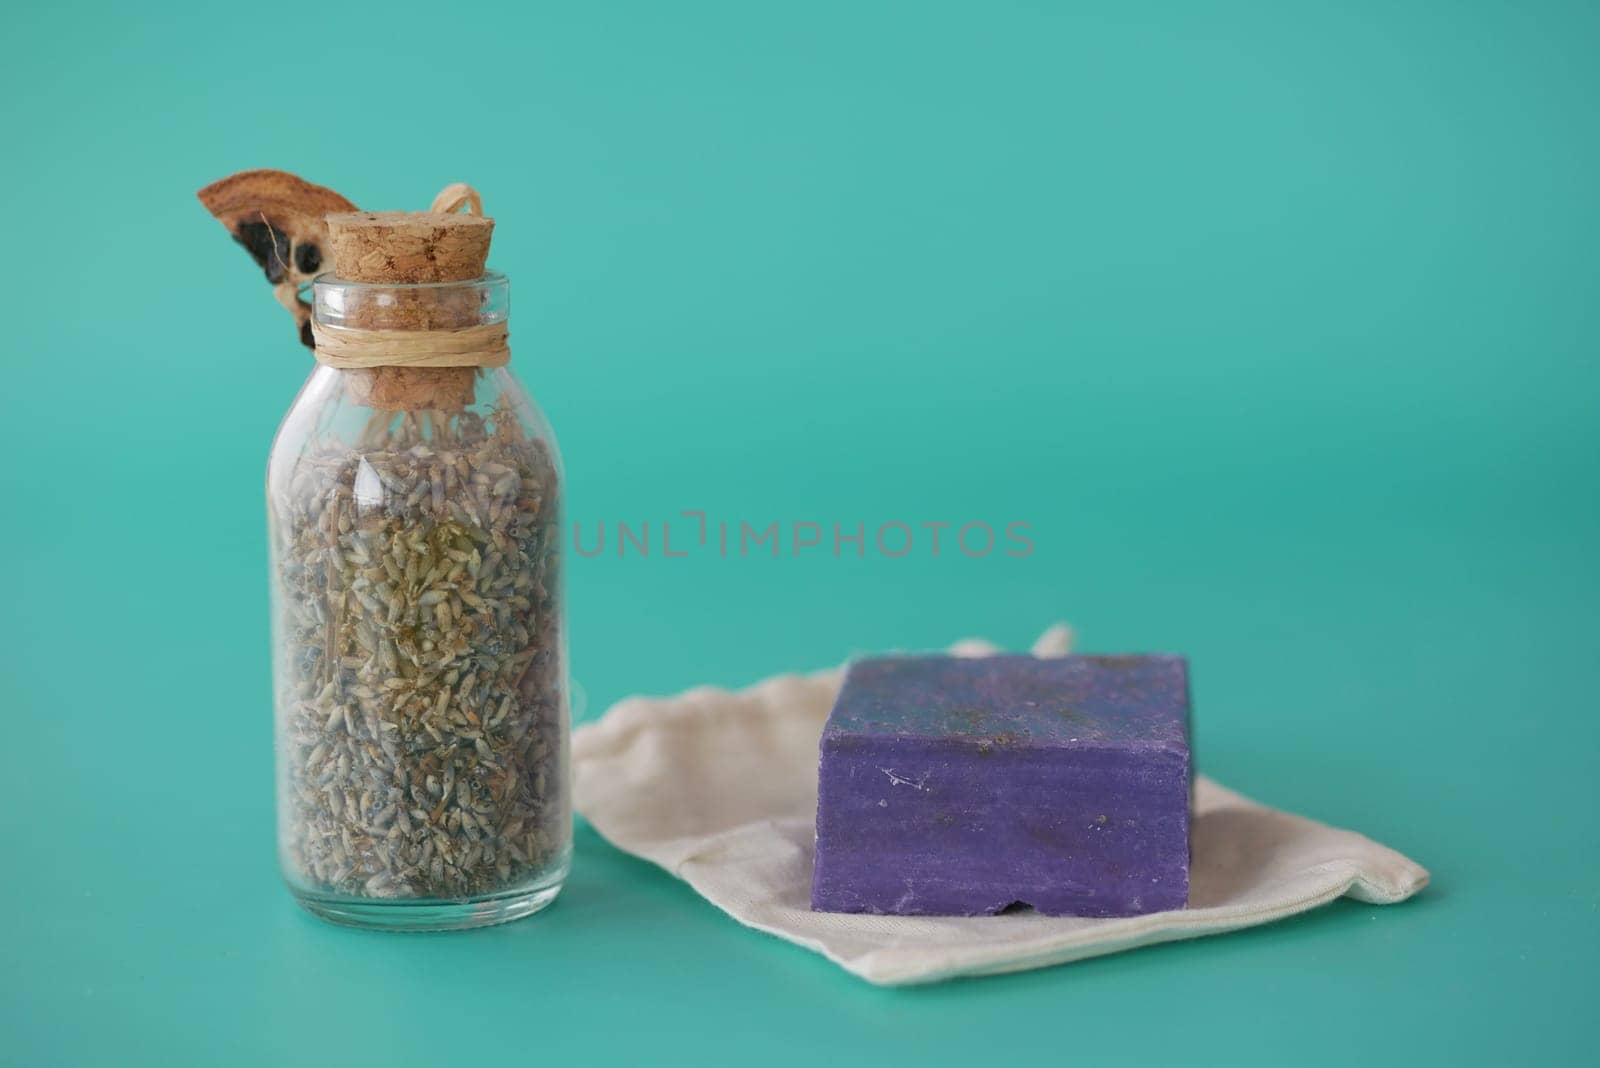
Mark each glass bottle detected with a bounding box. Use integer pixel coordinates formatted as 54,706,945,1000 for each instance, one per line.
267,266,569,929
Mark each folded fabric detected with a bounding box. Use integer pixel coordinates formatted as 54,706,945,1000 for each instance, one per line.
572,626,1429,985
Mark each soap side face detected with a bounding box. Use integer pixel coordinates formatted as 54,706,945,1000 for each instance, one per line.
811,655,1191,918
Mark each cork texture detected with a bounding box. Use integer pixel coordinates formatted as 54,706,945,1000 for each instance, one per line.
326,211,493,284
325,211,496,410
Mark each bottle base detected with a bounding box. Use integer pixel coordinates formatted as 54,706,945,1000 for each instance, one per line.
293,880,564,931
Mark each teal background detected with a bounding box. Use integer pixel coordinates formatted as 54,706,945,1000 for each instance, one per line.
2,1,1596,1064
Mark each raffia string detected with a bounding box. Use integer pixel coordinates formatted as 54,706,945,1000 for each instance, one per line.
311,321,509,368
429,182,484,216
313,183,504,369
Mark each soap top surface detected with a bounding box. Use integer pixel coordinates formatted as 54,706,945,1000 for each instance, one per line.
824,654,1190,750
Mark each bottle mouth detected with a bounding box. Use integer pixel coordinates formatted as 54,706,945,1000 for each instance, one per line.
311,270,509,330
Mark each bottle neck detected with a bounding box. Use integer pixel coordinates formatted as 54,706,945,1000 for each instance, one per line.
310,272,510,412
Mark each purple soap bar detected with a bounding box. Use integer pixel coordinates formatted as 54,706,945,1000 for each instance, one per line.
811,654,1191,917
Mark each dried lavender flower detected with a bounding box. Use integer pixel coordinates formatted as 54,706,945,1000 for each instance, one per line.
271,402,565,901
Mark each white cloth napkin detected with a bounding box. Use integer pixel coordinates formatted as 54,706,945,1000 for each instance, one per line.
572,626,1429,985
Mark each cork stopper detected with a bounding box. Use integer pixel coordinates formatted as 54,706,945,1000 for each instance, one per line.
324,210,496,410
326,211,494,283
